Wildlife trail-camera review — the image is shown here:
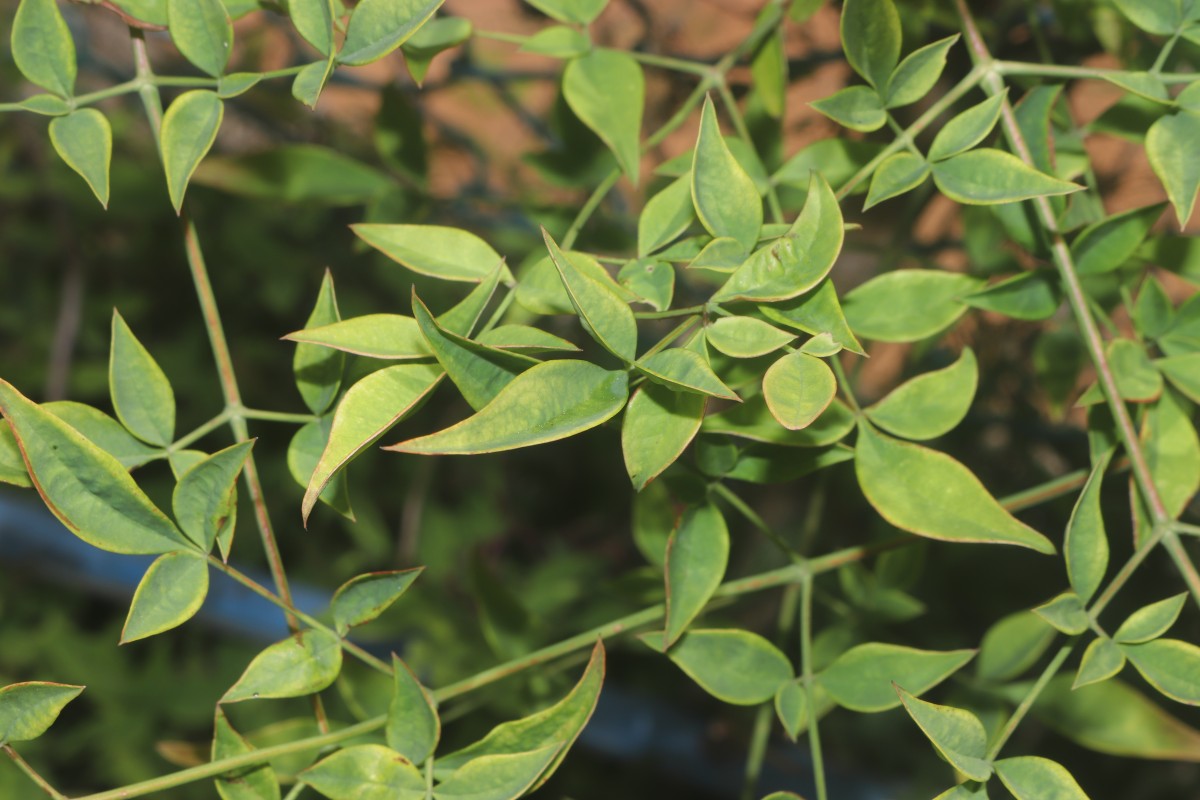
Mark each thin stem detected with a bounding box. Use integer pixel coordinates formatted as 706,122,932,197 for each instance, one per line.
711,481,803,562
1089,521,1170,618
1161,532,1200,607
617,47,711,76
634,304,707,320
830,356,861,414
239,408,320,424
1173,522,1200,537
129,30,164,157
561,169,621,249
801,573,828,800
993,60,1200,83
3,746,65,800
639,316,700,359
169,409,233,453
986,643,1074,759
743,581,802,799
1150,31,1182,75
71,79,141,107
282,782,307,800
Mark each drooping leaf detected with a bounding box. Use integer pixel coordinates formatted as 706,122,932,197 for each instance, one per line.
353,224,506,283
863,151,929,209
885,35,958,108
855,422,1055,553
110,310,176,447
640,628,793,705
692,96,762,252
818,643,974,712
842,269,980,343
1065,449,1112,603
339,0,445,66
167,0,233,77
11,0,76,98
928,93,1006,162
121,551,210,644
1074,637,1126,690
331,569,423,635
994,756,1090,800
1115,594,1188,645
213,708,280,800
933,149,1081,205
622,384,705,491
712,173,844,303
543,229,637,362
172,441,252,552
161,90,224,213
563,48,644,182
705,317,795,359
638,175,694,257
387,656,439,766
293,270,344,415
0,682,84,746
303,363,443,522
839,0,901,88
300,745,425,800
762,351,836,431
865,348,977,440
963,270,1062,321
810,86,887,132
222,629,343,703
49,109,112,207
896,687,992,782
663,504,729,646
1123,639,1200,705
1033,592,1090,635
0,380,189,554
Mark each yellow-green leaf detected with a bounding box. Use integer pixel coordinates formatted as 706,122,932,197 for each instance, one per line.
161,90,224,213
300,745,425,800
543,228,638,362
818,643,975,712
0,682,84,746
339,0,445,66
641,628,793,705
705,316,795,359
636,348,737,400
994,756,1090,800
762,351,836,431
663,504,728,646
293,270,344,415
622,383,705,491
12,0,76,98
121,551,209,644
865,348,977,440
692,96,762,252
353,223,506,283
1065,449,1112,603
168,0,233,77
223,629,343,703
331,569,422,635
896,687,992,782
563,48,644,182
49,109,112,207
933,149,1082,205
387,656,439,766
172,441,252,552
110,310,176,447
213,708,280,800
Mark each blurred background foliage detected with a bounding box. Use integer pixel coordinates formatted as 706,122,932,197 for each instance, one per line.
2,0,1200,798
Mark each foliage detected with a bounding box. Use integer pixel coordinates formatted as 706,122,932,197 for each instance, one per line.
2,0,1200,799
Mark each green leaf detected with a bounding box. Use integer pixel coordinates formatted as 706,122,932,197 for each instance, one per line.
302,363,443,522
387,656,439,765
217,71,262,98
932,785,989,800
863,151,929,209
436,641,604,788
928,93,1006,162
1139,388,1200,521
1115,594,1187,644
291,58,334,108
1156,354,1200,404
1035,675,1200,760
49,109,112,207
0,422,31,487
543,229,637,362
1074,637,1126,690
762,351,836,430
855,423,1055,553
818,643,974,713
810,86,887,132
173,441,252,552
774,680,808,740
389,360,628,455
12,0,76,98
641,628,793,705
515,251,634,315
435,745,561,800
1147,111,1200,226
476,325,579,354
726,445,854,484
839,0,901,88
525,0,608,24
712,173,844,303
663,504,729,646
865,348,977,440
401,17,471,85
885,35,958,108
1113,0,1187,34
194,145,394,205
121,551,209,644
294,270,344,415
761,278,864,355
692,96,762,252
0,682,84,746
1103,71,1170,104
1106,338,1163,402
213,708,280,800
977,611,1056,683
703,395,856,447
331,569,422,635
288,419,353,522
161,90,224,213
0,380,189,554
963,270,1062,321
933,149,1081,205
285,314,429,360
705,317,795,359
519,25,590,59
222,629,343,703
843,269,981,343
353,224,505,282
339,0,445,66
994,756,1090,800
438,267,505,337
15,93,71,116
412,292,531,411
563,48,644,182
1134,276,1174,340
638,175,694,257
110,310,176,447
1033,592,1090,635
772,138,883,195
1123,639,1200,705
1064,450,1111,603
300,745,425,800
896,687,992,782
658,136,769,196
621,384,705,491
290,0,335,55
168,0,233,77
751,18,786,118
44,400,163,470
618,258,674,311
1071,203,1166,275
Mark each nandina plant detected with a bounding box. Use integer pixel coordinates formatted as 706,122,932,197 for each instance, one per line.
2,0,1200,798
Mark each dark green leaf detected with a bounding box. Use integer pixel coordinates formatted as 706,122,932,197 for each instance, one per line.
402,17,471,85
213,708,280,800
1033,592,1089,635
963,270,1062,321
387,656,439,765
194,146,394,205
293,270,344,415
1071,203,1166,275
288,419,353,522
772,139,883,194
1064,450,1111,603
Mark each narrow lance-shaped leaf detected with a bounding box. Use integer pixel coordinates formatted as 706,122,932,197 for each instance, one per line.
121,551,210,644
622,384,706,492
928,92,1006,162
1064,449,1112,602
0,379,189,554
932,149,1082,205
896,686,992,782
339,0,445,66
167,0,233,77
434,745,562,800
1115,593,1187,644
663,504,729,646
692,96,762,252
294,270,344,415
388,360,629,456
222,629,343,703
855,422,1055,553
387,656,439,765
300,745,425,800
161,90,224,213
49,109,112,207
110,310,176,447
640,628,793,705
213,708,281,800
0,682,84,746
173,441,252,552
285,314,429,360
353,223,508,283
563,48,644,182
865,348,978,441
818,643,975,712
331,569,423,635
12,0,76,98
1074,637,1126,690
288,418,354,523
543,228,638,362
635,348,737,400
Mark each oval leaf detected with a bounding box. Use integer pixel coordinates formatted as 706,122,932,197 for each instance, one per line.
353,224,504,283
842,269,981,343
168,0,233,77
12,0,76,98
705,316,795,359
818,643,975,712
285,314,429,360
339,0,445,66
762,351,837,431
932,149,1081,205
213,708,280,800
1074,637,1126,690
641,628,793,705
1115,594,1188,645
994,756,1089,800
300,745,425,800
663,504,729,646
0,682,84,745
865,348,977,440
222,629,343,703
49,109,112,207
563,48,644,182
121,551,210,644
622,383,705,491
